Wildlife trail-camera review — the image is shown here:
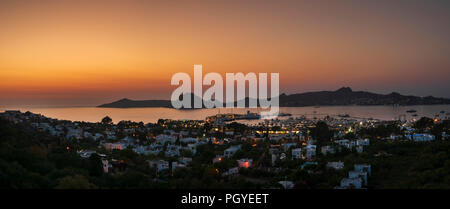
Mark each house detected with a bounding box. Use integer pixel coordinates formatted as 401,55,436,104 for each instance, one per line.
390,134,403,140
66,128,83,140
237,158,252,168
442,132,449,140
278,181,294,189
291,148,302,159
4,110,21,116
104,131,116,140
180,131,189,136
356,146,364,153
225,131,234,136
349,171,368,185
157,160,169,172
339,178,362,189
165,144,181,157
407,134,435,142
356,138,370,146
102,159,110,173
178,157,192,165
334,139,355,149
133,145,152,155
321,146,336,156
84,132,93,139
335,139,349,146
269,134,283,142
271,153,278,166
279,153,286,160
104,143,126,151
149,160,169,172
354,164,371,175
326,161,344,170
223,167,239,176
121,136,135,144
186,143,197,155
172,162,186,172
281,142,297,151
77,150,97,158
155,134,176,144
213,155,223,164
269,148,279,155
305,144,316,159
180,137,197,143
224,145,241,158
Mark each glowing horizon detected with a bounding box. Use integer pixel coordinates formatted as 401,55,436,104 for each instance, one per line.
1,0,450,107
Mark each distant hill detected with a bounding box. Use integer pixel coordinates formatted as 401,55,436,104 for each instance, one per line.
279,87,450,106
98,98,171,108
97,87,450,108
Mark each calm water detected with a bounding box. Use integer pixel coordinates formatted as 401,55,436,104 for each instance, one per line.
1,105,449,124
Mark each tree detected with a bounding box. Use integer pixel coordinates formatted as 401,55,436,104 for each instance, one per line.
54,175,97,189
311,121,331,145
101,116,113,125
414,117,433,130
87,154,103,177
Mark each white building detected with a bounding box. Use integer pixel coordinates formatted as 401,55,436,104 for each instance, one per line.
356,138,370,146
224,145,241,158
156,134,176,144
349,171,368,185
66,128,83,140
212,155,223,164
291,148,302,159
305,144,316,159
278,181,294,189
354,164,371,176
356,146,364,153
104,143,126,151
77,150,96,158
326,161,344,170
149,160,169,172
339,178,362,189
180,137,197,143
390,134,403,140
281,143,297,151
321,146,336,156
223,167,239,176
102,159,110,173
407,134,435,142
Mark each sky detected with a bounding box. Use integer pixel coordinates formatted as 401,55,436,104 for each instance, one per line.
1,0,450,107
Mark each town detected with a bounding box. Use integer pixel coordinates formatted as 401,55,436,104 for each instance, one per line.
0,109,449,189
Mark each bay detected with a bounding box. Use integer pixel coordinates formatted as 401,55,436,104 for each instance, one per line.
1,105,449,124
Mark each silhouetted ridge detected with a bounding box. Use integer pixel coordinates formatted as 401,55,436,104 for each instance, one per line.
97,87,450,108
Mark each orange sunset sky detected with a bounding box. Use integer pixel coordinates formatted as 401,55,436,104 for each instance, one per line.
1,0,450,107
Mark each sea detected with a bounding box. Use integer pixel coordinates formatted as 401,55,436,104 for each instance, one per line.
1,105,449,124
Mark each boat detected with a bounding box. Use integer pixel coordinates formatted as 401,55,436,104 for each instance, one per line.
412,114,418,117
338,114,350,118
239,111,260,120
278,113,292,117
406,109,417,113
